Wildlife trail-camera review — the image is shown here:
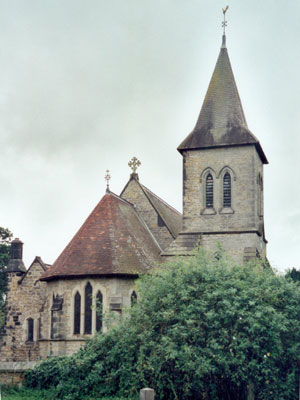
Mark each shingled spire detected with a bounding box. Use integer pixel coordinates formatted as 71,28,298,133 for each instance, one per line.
178,33,268,164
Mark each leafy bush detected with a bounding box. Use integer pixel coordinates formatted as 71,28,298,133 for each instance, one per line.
26,250,300,399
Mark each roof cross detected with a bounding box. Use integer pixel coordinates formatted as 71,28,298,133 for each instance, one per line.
105,169,111,192
222,5,229,35
128,157,141,173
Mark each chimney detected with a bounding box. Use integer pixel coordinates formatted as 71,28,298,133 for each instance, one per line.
7,238,26,273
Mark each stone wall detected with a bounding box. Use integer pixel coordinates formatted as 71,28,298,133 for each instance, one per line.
182,146,264,234
0,260,48,362
40,276,136,357
163,145,266,263
0,361,37,386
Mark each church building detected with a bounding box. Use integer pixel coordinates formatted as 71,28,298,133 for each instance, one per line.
0,27,267,383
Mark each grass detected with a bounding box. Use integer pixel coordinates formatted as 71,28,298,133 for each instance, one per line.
1,386,134,400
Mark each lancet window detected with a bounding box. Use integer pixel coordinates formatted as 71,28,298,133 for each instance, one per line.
74,291,81,334
96,290,103,332
84,282,93,334
27,318,34,342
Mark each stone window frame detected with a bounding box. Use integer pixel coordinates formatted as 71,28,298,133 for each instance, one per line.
217,166,236,215
71,280,107,337
200,167,217,215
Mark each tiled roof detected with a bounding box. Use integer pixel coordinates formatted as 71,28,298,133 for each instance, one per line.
40,192,162,281
178,36,268,164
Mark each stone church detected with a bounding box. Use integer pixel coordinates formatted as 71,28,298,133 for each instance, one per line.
0,30,267,381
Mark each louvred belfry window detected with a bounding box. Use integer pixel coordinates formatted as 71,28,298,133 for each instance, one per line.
74,292,81,334
96,290,103,332
84,282,93,334
206,174,214,208
223,172,231,207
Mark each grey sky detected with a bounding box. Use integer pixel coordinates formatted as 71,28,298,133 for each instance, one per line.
0,0,299,271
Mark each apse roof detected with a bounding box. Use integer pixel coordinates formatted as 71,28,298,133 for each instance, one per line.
40,192,162,281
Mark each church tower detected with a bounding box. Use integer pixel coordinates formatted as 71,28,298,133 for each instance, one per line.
162,28,268,263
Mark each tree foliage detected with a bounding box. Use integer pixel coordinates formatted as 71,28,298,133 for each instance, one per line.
285,267,300,283
26,251,300,400
0,227,12,328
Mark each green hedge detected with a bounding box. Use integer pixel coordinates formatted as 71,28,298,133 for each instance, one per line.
25,250,300,399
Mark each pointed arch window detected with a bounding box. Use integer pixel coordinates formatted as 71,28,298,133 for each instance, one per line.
84,282,93,334
223,172,231,207
206,174,214,208
74,292,81,334
27,318,34,342
96,290,103,332
131,291,137,307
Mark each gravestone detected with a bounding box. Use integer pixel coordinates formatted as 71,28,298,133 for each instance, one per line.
140,387,155,400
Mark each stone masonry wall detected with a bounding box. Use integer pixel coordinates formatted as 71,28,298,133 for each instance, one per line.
182,146,264,234
0,261,48,362
163,145,266,262
121,178,174,250
40,276,136,358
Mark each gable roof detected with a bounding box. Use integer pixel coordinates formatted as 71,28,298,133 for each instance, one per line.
40,192,162,281
18,256,49,284
140,184,182,238
178,35,268,164
120,174,182,239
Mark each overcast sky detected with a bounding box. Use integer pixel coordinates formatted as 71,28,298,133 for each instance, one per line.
0,0,299,272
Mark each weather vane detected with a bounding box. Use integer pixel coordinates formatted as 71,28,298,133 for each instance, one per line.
222,5,229,35
105,169,111,192
128,157,141,174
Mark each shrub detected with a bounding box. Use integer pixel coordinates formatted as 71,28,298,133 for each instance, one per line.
26,250,300,399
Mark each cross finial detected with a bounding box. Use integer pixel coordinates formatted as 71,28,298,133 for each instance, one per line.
105,169,111,192
222,5,229,35
128,157,141,174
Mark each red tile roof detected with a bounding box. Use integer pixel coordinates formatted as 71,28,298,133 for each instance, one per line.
40,192,162,281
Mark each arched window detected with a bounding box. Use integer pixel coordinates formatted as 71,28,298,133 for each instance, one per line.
84,282,93,334
223,172,231,207
206,174,213,208
96,290,103,332
131,291,137,307
27,318,34,342
74,292,81,334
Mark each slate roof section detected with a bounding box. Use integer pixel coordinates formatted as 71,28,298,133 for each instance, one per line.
40,192,162,281
178,36,268,164
140,184,182,238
